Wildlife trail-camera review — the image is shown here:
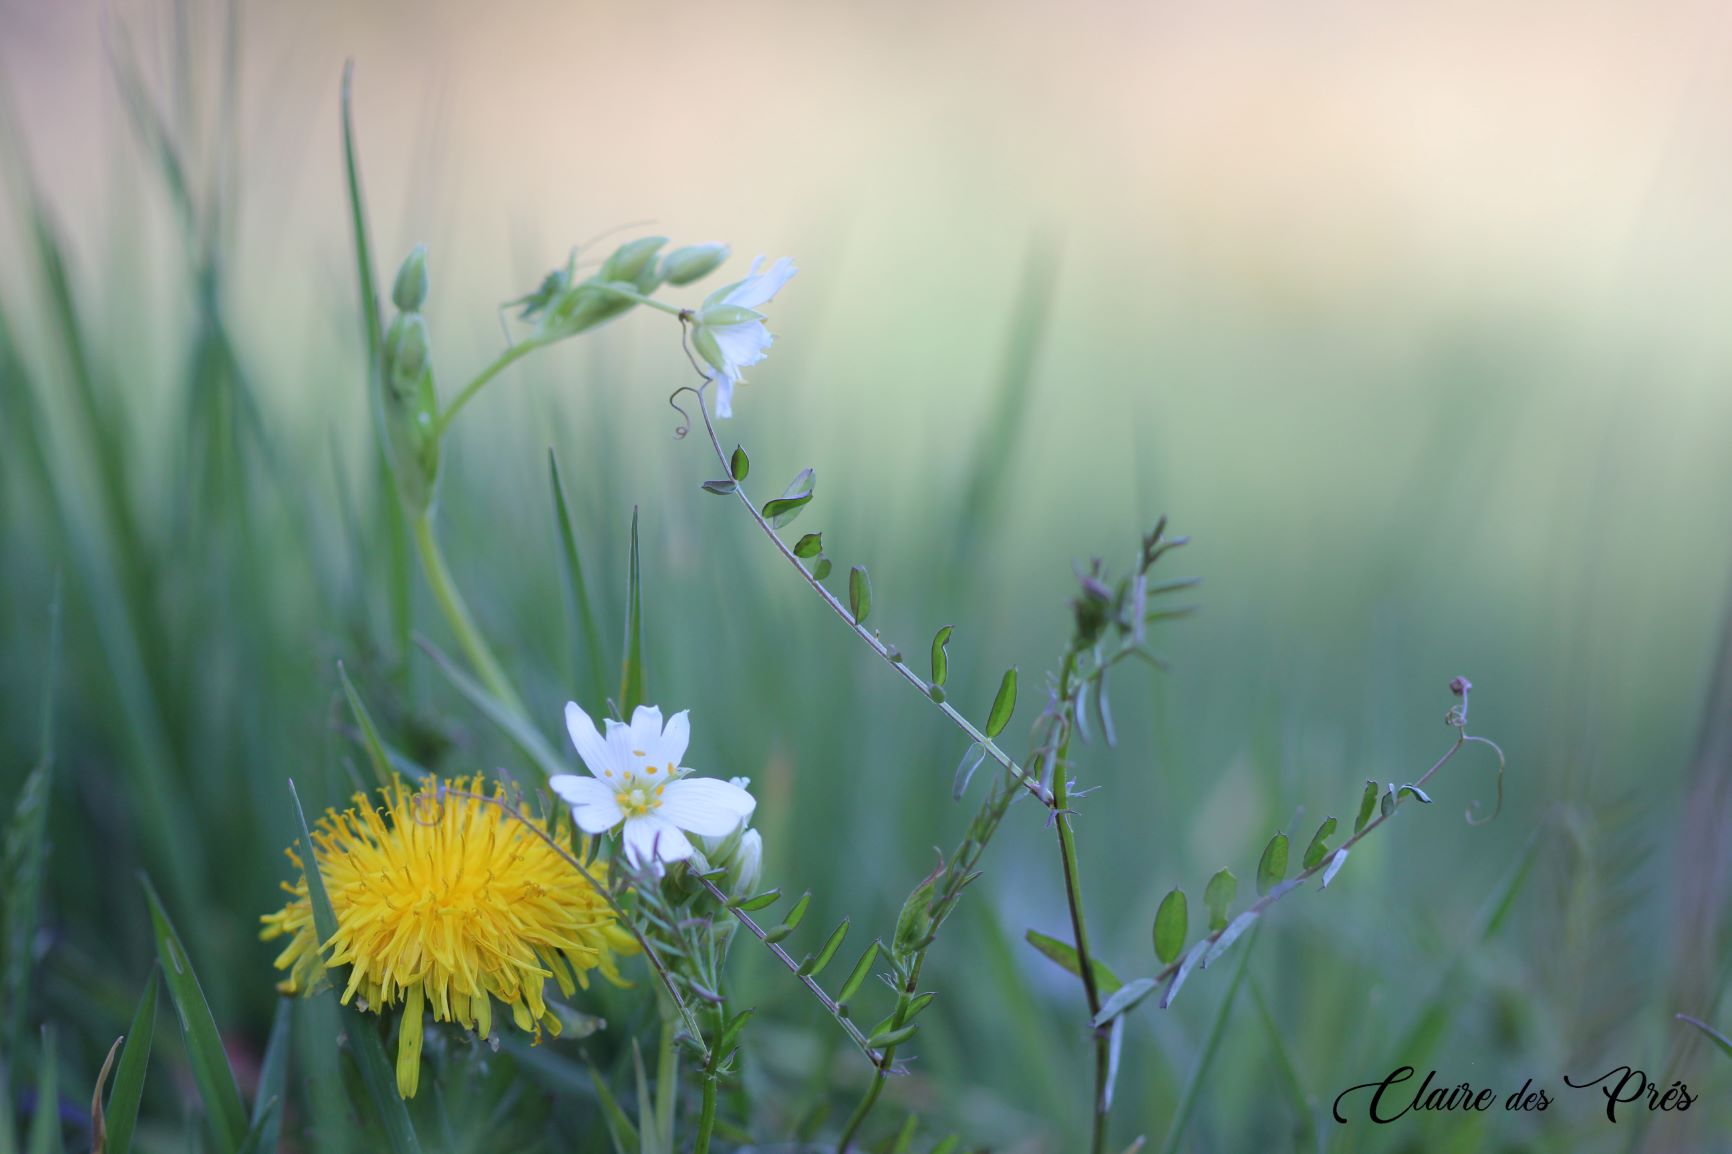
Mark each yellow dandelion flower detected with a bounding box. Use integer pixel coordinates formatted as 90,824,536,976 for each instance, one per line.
260,775,638,1098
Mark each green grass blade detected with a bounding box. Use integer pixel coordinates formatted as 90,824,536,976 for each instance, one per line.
0,1054,16,1154
248,998,292,1152
2,582,58,1068
25,1028,61,1154
103,968,161,1154
287,781,424,1154
1676,1014,1732,1061
415,638,567,782
549,449,610,708
140,877,247,1153
1157,926,1256,1154
340,61,411,670
948,235,1058,566
619,507,645,716
586,1060,639,1154
337,662,396,789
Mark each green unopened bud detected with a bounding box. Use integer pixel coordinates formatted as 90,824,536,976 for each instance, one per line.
600,236,668,292
661,242,730,286
380,311,441,511
385,313,430,391
392,243,430,312
728,829,762,899
696,305,763,328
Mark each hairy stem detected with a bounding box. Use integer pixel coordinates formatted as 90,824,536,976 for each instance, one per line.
690,872,888,1066
686,388,1053,806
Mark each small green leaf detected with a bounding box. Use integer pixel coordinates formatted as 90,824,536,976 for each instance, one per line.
1353,779,1378,834
837,941,881,1005
985,667,1018,739
927,683,946,703
812,556,833,580
801,919,849,979
893,871,938,959
867,1023,919,1049
1380,784,1397,819
1398,784,1432,804
716,1008,754,1061
783,891,812,931
1092,977,1159,1028
930,625,953,687
729,445,749,480
731,888,781,912
1025,929,1123,996
902,991,936,1022
1203,869,1236,932
1302,817,1337,871
1256,834,1289,897
141,877,248,1153
762,468,815,527
849,566,872,624
700,479,736,495
1153,888,1188,964
102,968,159,1154
793,532,823,559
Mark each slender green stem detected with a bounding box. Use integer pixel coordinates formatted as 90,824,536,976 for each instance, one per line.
694,1058,720,1154
837,954,926,1153
691,873,885,1063
410,510,528,719
430,338,543,441
1045,653,1112,1154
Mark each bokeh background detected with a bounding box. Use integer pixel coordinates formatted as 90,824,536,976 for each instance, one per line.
3,0,1732,1150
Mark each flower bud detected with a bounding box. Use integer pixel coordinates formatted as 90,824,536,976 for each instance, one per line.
695,305,764,328
380,311,441,512
600,236,668,293
661,243,730,286
392,243,430,313
727,828,762,899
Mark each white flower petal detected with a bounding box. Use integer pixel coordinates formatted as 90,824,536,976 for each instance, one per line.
549,774,624,833
604,717,637,775
659,710,691,768
724,257,796,309
629,705,664,755
564,702,616,778
623,814,693,868
710,321,772,372
714,377,735,418
658,777,757,837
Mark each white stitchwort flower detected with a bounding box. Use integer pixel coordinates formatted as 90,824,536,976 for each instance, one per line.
551,703,756,871
689,256,797,418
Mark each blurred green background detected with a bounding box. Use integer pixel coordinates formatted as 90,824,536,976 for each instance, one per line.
3,0,1731,1150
